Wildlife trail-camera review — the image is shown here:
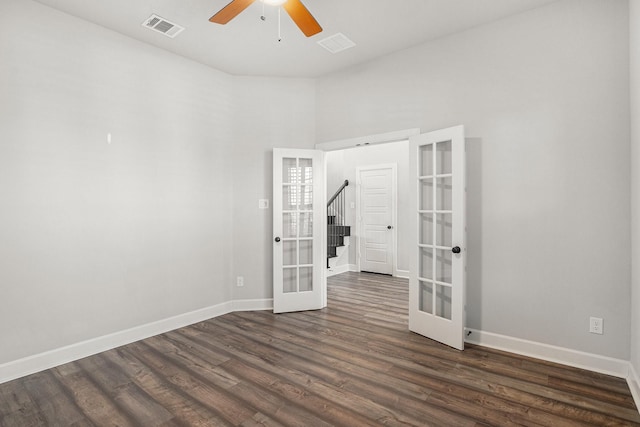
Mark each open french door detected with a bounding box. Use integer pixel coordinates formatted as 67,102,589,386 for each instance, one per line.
409,126,466,350
273,148,325,313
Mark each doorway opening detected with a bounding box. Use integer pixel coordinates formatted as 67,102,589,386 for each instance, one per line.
274,126,466,351
324,139,410,279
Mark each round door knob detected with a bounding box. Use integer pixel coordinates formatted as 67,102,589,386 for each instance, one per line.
452,246,461,254
274,237,281,243
387,225,392,230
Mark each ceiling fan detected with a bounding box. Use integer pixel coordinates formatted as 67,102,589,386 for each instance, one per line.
209,0,322,37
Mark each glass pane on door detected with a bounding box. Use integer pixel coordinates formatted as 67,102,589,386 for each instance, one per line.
420,145,433,177
419,213,434,245
283,241,297,266
435,213,452,247
300,185,313,210
419,248,433,279
283,158,298,183
436,140,452,175
299,240,313,265
281,157,314,294
299,213,313,237
283,213,297,238
283,186,297,210
283,268,297,293
299,267,313,292
419,180,434,210
436,284,452,319
436,177,452,211
419,281,434,314
436,249,452,283
299,158,313,184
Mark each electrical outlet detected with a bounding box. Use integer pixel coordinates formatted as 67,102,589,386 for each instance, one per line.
589,317,603,335
236,276,244,287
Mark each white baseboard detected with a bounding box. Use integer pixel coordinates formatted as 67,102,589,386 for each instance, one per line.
232,298,273,312
327,264,358,277
327,264,350,277
628,363,640,410
0,298,272,385
330,266,408,279
465,328,629,378
395,269,410,279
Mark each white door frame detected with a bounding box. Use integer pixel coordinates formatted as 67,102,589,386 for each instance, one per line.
316,128,420,305
355,164,398,276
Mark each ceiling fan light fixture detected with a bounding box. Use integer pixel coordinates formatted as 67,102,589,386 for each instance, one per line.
263,0,287,6
210,0,321,37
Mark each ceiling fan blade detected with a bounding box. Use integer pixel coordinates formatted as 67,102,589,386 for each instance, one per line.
210,0,256,24
283,0,322,37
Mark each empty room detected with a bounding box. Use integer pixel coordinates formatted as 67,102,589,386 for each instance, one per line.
2,0,640,425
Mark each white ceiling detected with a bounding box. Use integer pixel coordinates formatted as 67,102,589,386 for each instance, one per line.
33,0,558,78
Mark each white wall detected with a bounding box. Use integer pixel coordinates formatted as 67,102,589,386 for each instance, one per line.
231,77,316,301
630,0,640,377
326,142,411,273
0,0,235,365
317,0,631,359
0,0,317,369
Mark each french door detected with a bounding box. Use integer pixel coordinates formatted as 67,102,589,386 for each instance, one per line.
273,148,324,313
409,126,466,350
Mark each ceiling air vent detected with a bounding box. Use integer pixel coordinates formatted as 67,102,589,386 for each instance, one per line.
142,14,185,38
317,33,356,54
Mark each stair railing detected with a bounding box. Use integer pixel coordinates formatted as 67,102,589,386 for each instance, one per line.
327,180,349,256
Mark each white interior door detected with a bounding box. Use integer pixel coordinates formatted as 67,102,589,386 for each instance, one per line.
409,126,466,350
358,166,394,275
273,148,324,313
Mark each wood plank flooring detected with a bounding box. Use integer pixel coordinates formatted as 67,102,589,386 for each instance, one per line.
1,271,638,426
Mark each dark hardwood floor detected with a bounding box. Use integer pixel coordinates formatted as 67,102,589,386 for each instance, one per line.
1,271,639,426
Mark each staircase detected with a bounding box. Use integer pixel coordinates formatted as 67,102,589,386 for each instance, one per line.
327,180,351,268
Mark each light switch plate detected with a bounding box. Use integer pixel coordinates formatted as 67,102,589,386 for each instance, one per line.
258,199,269,209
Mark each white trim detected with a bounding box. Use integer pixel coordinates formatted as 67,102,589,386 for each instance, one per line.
327,264,350,277
326,264,359,277
0,298,273,385
322,152,328,309
327,262,357,276
628,363,640,409
465,328,629,378
395,269,410,279
232,298,273,312
315,128,420,152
